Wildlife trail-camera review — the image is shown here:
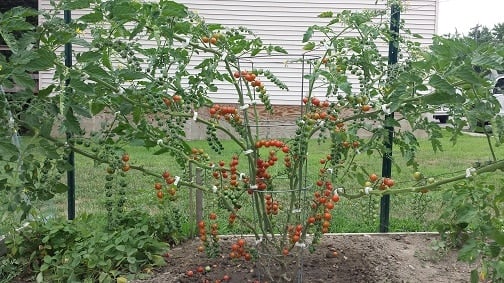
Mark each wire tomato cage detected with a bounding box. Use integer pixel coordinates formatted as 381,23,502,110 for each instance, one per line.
230,53,324,283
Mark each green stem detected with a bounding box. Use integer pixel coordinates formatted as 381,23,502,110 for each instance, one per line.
168,111,247,150
222,60,269,240
341,160,504,199
173,34,221,56
483,129,497,162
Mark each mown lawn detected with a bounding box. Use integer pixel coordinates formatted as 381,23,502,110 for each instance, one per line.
2,130,503,235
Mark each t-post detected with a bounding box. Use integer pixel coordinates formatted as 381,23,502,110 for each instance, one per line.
64,9,75,221
380,2,400,233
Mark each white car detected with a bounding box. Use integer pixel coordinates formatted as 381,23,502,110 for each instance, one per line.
432,75,504,125
492,75,504,115
433,106,449,124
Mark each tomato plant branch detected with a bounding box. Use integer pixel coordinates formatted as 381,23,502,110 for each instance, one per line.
483,130,497,162
341,159,504,199
172,34,220,56
167,111,247,150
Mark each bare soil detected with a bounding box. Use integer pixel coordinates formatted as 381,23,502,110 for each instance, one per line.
133,233,474,283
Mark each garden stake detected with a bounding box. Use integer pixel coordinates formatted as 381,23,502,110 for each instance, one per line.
380,2,401,233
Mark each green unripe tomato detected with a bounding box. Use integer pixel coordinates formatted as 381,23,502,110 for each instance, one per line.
413,171,422,181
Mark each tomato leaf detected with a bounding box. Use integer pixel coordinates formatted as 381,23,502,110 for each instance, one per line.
90,101,106,115
71,38,91,48
153,148,169,155
303,27,314,43
423,74,465,105
117,69,147,81
79,11,103,23
61,0,91,10
102,50,112,70
273,46,287,54
11,71,35,91
83,63,115,84
495,261,504,280
71,79,95,96
207,24,224,31
71,103,92,118
38,84,55,98
110,0,141,20
0,32,18,54
119,102,134,115
338,82,352,95
28,48,56,71
449,66,483,85
318,11,334,18
77,51,102,63
160,1,188,18
54,182,68,193
303,42,315,51
208,84,218,92
129,21,146,40
252,47,265,56
471,53,503,69
36,272,43,283
63,107,82,135
0,141,19,159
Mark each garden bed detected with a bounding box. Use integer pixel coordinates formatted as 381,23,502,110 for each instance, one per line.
134,233,474,283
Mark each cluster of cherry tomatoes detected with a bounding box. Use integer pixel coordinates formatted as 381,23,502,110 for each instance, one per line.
367,173,395,190
211,155,244,188
264,194,280,215
208,104,241,123
197,218,219,249
190,147,207,161
154,171,177,199
341,140,360,149
233,70,265,92
308,177,340,233
154,182,164,199
254,139,289,153
252,140,291,191
228,212,237,225
233,69,274,112
121,153,130,172
162,171,176,185
254,156,275,191
162,94,183,108
301,97,346,128
229,238,251,261
288,224,303,244
201,33,221,45
302,96,330,108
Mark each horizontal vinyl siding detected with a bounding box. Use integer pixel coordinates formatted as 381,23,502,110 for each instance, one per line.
181,0,438,104
38,1,93,90
38,0,438,105
38,1,55,89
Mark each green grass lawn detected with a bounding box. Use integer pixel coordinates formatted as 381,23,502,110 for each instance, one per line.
3,130,503,235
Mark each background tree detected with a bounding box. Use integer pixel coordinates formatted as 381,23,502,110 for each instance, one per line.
468,24,494,44
492,23,504,43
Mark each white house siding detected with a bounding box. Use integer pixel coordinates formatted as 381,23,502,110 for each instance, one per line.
179,0,438,105
38,0,438,106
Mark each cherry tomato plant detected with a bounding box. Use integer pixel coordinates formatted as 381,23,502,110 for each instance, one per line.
1,0,504,282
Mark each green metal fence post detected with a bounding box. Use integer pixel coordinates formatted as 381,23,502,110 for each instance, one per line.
64,9,75,221
379,2,400,233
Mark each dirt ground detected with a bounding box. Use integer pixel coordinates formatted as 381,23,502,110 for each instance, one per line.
133,233,475,283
